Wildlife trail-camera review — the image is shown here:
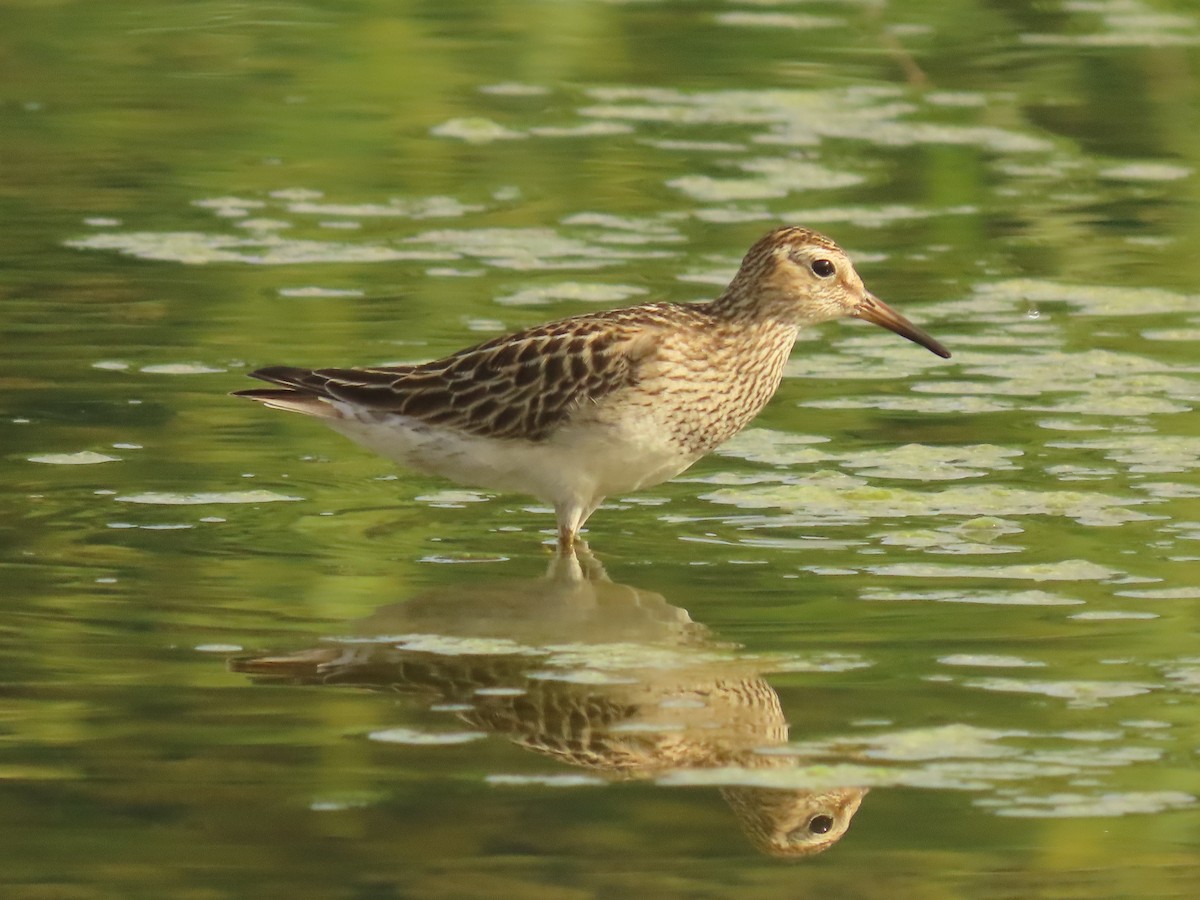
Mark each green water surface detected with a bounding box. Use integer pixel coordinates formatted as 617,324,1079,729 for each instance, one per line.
3,1,1200,897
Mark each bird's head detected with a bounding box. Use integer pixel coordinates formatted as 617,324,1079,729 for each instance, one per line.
719,226,951,359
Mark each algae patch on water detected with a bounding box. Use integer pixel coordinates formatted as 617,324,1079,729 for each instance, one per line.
702,470,1147,527
28,451,121,465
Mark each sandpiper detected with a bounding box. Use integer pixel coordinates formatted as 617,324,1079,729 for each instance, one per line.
235,226,950,552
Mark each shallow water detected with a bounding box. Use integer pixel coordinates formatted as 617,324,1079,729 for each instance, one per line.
4,0,1200,896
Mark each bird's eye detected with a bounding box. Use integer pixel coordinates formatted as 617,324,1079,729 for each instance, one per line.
808,814,834,835
811,259,836,278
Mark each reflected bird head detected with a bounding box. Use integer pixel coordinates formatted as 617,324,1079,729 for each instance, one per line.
720,785,868,858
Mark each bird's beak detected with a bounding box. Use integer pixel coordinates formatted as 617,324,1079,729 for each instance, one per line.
853,293,951,359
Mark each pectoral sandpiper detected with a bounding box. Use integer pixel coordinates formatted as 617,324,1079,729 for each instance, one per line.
235,226,950,552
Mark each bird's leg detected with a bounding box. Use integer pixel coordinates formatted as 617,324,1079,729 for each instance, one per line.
554,502,580,556
581,496,605,527
556,523,578,556
554,498,598,556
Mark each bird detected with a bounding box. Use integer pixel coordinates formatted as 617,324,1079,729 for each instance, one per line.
234,226,950,553
233,549,868,857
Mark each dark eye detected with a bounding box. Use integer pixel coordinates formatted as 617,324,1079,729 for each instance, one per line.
808,814,834,834
811,259,835,278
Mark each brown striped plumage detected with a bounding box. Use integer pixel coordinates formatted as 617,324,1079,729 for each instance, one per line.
235,226,950,551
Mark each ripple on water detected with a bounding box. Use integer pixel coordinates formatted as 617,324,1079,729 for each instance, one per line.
702,471,1148,527
28,451,121,465
865,560,1123,582
580,84,1053,157
1156,659,1200,693
72,191,708,269
1142,328,1200,342
140,363,227,375
367,728,487,745
694,202,977,227
668,158,864,202
862,588,1084,606
770,651,873,673
699,720,1187,803
402,227,677,271
970,279,1200,317
717,432,1023,482
938,655,1046,668
962,677,1155,707
66,231,456,266
714,11,843,31
1047,434,1200,474
907,347,1198,418
714,428,831,465
285,196,485,219
825,724,1027,762
875,528,1022,556
429,117,525,143
115,490,302,505
1100,161,1193,182
495,282,650,307
278,286,365,298
840,444,1023,481
478,82,551,97
1114,587,1200,600
531,121,635,138
978,790,1195,818
1068,611,1159,622
1020,1,1200,48
486,774,606,787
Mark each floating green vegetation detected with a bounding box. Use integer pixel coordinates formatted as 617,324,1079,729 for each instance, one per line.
580,85,1054,154
28,451,121,465
938,655,1046,669
485,774,606,787
862,588,1085,606
115,490,303,505
1019,0,1200,47
495,282,650,307
1047,435,1200,475
866,560,1124,582
668,158,864,202
972,279,1199,317
367,727,487,745
978,790,1195,818
713,11,843,31
962,678,1155,708
703,471,1148,527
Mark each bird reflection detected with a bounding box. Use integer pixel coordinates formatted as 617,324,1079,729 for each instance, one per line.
232,550,866,858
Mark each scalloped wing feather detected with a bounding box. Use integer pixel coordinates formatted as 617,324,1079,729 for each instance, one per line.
235,306,682,441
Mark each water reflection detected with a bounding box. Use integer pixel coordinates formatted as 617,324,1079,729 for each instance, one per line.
233,551,865,858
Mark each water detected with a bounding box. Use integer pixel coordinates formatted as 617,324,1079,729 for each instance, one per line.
3,0,1200,896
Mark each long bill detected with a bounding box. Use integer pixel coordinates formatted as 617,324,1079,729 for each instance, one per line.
853,293,951,359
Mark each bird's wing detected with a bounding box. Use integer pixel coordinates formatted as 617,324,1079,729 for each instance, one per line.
234,312,663,441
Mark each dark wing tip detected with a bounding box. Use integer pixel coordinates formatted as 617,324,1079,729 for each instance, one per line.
230,387,291,400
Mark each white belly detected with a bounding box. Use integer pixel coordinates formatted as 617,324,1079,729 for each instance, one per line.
325,405,697,509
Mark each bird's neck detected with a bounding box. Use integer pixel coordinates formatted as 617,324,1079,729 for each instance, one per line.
707,283,806,331
702,295,800,351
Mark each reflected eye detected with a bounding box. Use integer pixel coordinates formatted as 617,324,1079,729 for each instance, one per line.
808,814,834,835
811,259,836,278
